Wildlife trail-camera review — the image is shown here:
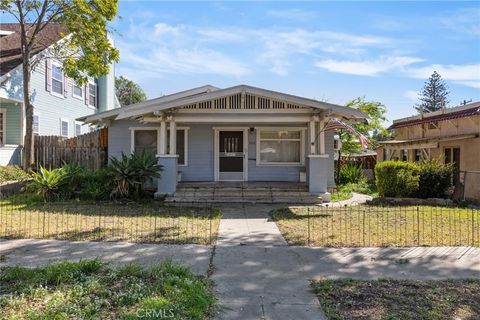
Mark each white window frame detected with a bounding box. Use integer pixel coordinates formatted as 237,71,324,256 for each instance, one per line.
167,127,189,166
75,121,83,136
0,108,6,145
60,118,69,137
256,127,306,166
33,113,40,135
50,62,64,98
87,79,97,108
72,81,84,100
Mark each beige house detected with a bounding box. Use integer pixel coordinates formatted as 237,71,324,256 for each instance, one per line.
377,101,480,200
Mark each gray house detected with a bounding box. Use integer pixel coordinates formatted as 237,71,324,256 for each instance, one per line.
79,85,367,202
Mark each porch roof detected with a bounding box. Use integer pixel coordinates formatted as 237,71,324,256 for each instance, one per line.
378,133,479,149
78,84,368,124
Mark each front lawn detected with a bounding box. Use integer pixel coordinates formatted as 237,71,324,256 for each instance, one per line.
0,260,216,319
0,194,221,245
312,279,480,320
271,205,479,247
331,181,378,202
0,166,30,183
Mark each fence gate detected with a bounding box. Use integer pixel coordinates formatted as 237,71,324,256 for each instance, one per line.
34,128,108,170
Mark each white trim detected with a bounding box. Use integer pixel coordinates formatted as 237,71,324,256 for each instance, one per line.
129,127,159,154
87,79,98,109
50,61,64,98
167,126,189,166
33,113,40,135
256,127,306,166
72,81,84,100
59,118,69,137
156,154,179,158
0,108,6,145
213,127,248,182
74,121,83,136
142,114,313,123
308,154,329,159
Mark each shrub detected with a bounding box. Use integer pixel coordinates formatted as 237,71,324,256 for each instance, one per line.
0,166,30,183
375,161,420,197
109,152,163,199
78,168,113,200
338,163,364,184
418,160,453,198
30,167,68,201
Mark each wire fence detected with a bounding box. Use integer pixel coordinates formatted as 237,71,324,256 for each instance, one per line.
272,205,480,247
0,201,220,245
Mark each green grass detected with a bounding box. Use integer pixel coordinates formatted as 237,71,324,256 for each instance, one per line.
0,260,216,319
311,279,480,320
331,180,378,202
271,205,479,247
0,166,30,183
0,193,221,245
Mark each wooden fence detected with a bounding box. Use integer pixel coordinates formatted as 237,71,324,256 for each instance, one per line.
34,128,108,170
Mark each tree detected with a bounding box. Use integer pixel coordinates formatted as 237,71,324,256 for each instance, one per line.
415,71,450,113
115,76,147,106
0,0,119,170
335,97,388,181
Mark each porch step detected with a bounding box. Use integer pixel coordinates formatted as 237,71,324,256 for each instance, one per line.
165,192,323,204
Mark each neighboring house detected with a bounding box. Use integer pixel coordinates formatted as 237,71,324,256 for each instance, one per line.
79,84,367,201
377,101,480,199
0,23,117,165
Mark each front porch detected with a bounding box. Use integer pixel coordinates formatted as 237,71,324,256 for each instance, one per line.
165,181,324,204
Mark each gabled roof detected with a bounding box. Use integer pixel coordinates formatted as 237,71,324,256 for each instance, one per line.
389,101,480,129
0,23,67,76
79,84,367,123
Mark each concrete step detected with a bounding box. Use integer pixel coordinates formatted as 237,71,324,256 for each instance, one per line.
165,195,323,204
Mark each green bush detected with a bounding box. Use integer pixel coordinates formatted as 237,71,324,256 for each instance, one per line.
109,152,163,199
30,167,68,201
375,161,420,197
418,160,453,198
78,168,113,200
0,166,30,183
338,163,364,184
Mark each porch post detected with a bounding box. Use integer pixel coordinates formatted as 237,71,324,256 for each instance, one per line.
319,118,326,154
309,120,316,155
155,117,177,198
169,117,176,154
307,115,331,202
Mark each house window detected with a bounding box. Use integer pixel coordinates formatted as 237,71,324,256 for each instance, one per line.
72,81,83,99
414,149,421,162
167,128,188,166
0,109,5,145
60,119,69,137
75,123,82,136
88,80,97,107
33,115,39,135
133,130,157,156
257,129,304,165
401,149,408,161
51,64,63,95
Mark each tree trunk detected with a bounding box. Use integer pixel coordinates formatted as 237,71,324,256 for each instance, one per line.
21,56,34,170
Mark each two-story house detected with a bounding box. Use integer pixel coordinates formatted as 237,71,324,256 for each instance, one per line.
377,101,480,199
0,23,118,165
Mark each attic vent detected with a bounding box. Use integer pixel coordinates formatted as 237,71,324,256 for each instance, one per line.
229,94,242,109
287,103,300,109
214,97,227,109
198,101,212,109
245,94,256,109
182,103,197,109
272,100,285,109
257,97,270,109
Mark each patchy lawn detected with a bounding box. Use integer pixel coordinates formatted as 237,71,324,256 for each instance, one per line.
331,182,378,202
0,166,30,183
0,194,221,245
312,279,480,320
271,205,479,247
0,260,216,319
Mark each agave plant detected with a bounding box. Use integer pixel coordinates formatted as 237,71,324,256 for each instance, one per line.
109,152,163,198
30,167,68,201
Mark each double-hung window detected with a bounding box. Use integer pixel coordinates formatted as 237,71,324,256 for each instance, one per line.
72,81,83,99
33,115,40,135
88,80,97,108
60,119,69,137
257,128,304,165
75,122,82,136
51,64,63,95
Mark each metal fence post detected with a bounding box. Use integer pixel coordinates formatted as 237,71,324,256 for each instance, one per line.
362,209,366,247
416,206,420,246
472,208,475,247
307,207,311,246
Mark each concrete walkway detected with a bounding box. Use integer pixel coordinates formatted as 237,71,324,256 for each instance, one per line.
0,239,211,275
212,204,326,320
323,192,373,207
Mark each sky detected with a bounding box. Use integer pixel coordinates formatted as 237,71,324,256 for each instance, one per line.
3,1,480,123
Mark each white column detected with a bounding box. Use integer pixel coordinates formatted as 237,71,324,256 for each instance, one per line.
309,120,316,155
319,119,325,154
159,120,166,154
169,119,176,155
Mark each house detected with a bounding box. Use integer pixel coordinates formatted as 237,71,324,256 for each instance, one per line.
0,23,117,165
377,101,480,199
79,84,367,201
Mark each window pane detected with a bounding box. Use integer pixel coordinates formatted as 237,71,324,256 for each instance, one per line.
61,121,68,137
73,84,83,97
176,130,185,165
52,78,63,94
51,65,63,94
52,65,62,80
134,130,157,156
260,130,301,140
33,115,39,134
260,140,300,163
89,83,97,107
75,124,81,136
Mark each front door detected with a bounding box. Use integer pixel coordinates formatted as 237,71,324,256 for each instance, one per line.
218,131,244,181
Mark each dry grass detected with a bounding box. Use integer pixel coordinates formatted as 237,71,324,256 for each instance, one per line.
0,197,221,245
312,279,480,320
271,205,480,247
